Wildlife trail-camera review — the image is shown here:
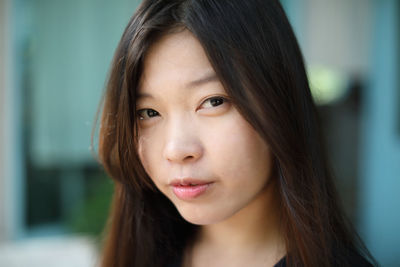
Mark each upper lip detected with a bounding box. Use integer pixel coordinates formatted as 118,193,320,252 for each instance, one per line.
170,178,213,186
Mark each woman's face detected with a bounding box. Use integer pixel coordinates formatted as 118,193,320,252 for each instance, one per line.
136,30,274,225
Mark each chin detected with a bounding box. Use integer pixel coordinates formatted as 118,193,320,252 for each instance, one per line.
176,205,232,225
181,215,214,225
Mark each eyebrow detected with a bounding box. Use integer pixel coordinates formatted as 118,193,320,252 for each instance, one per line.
137,72,219,100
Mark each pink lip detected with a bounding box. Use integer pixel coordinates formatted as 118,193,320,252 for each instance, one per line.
170,178,213,200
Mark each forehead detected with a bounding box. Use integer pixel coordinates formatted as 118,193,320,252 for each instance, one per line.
139,29,216,93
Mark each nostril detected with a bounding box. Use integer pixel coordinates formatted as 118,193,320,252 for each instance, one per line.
184,155,195,161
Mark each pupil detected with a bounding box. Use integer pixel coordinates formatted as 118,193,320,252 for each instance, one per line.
211,98,223,106
148,110,158,117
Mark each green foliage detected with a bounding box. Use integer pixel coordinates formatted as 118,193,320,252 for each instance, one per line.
66,172,114,239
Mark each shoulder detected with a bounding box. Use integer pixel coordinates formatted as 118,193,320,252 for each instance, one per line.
277,251,374,267
332,247,375,267
339,254,374,267
165,254,183,267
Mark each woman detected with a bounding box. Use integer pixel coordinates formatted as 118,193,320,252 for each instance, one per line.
97,0,377,266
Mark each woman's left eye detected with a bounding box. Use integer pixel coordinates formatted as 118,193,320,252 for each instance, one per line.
200,96,227,109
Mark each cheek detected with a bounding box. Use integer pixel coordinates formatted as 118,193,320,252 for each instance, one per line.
207,114,271,185
137,135,159,179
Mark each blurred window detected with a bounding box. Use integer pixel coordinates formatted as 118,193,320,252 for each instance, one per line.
19,0,139,234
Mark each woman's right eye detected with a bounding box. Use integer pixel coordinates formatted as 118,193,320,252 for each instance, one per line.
137,109,160,120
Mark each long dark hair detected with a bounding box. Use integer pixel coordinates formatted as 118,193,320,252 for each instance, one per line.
98,0,376,266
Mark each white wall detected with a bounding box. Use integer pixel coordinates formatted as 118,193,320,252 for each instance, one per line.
0,0,27,242
0,0,12,242
302,0,373,75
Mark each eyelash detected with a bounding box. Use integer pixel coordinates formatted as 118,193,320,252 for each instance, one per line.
136,96,228,121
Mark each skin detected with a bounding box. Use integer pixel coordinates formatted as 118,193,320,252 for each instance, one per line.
136,29,285,266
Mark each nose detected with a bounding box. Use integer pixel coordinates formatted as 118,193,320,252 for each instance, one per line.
162,119,203,164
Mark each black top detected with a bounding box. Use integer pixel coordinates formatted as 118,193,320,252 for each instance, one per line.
167,252,374,267
167,256,286,267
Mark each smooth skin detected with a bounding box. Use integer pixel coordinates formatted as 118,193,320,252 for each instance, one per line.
136,29,285,267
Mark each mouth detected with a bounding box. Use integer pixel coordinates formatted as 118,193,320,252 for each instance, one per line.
170,178,214,200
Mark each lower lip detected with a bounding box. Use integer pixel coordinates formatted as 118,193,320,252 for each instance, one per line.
172,183,212,200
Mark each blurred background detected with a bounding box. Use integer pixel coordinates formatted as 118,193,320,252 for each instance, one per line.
0,0,399,266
